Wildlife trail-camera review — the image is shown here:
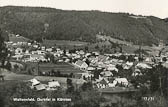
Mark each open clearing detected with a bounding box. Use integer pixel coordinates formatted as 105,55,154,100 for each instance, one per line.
43,40,88,48
39,63,84,74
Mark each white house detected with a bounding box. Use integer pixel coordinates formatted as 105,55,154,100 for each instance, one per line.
15,48,23,55
97,78,109,89
29,78,40,86
114,78,129,87
47,81,60,90
74,60,88,70
35,84,47,91
136,63,152,69
12,54,23,60
132,68,143,76
79,72,94,79
100,71,113,77
46,48,53,52
87,67,96,71
23,54,47,62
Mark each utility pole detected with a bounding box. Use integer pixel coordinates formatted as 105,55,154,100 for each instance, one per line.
37,61,40,76
158,61,163,106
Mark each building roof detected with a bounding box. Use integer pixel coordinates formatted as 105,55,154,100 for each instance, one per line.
98,55,109,62
29,78,40,86
35,84,46,91
75,60,85,66
48,81,60,88
136,63,152,69
101,71,113,77
115,78,128,83
99,78,109,85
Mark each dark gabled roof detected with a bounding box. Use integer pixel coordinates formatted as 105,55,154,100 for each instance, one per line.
75,60,85,66
99,79,108,85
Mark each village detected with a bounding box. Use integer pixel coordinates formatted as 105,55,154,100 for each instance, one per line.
1,33,168,95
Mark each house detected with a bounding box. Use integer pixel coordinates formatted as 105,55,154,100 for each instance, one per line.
74,60,88,70
30,54,46,62
92,52,99,56
10,61,24,69
46,48,53,52
123,64,131,70
106,64,118,72
79,72,94,80
87,67,96,71
85,53,91,58
48,81,60,87
132,68,143,76
25,50,30,54
136,63,152,69
33,45,38,48
65,58,70,62
114,78,129,87
89,56,97,65
126,61,134,66
97,62,106,68
23,54,47,62
97,55,109,62
28,78,40,86
28,43,31,46
108,80,118,88
78,50,85,55
110,58,119,65
100,71,113,77
47,80,61,90
145,57,153,64
15,48,23,55
35,84,47,91
41,46,46,51
12,54,23,60
97,78,109,89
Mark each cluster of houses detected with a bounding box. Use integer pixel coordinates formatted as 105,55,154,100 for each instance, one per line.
71,52,154,89
6,40,64,63
28,78,60,91
5,34,168,91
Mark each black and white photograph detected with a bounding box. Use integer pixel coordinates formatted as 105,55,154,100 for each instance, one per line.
0,0,168,107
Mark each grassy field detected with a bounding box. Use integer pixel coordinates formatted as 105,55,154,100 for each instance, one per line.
4,73,34,81
43,40,88,48
9,36,30,43
39,62,83,74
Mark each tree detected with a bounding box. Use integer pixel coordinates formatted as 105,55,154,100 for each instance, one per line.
85,59,90,66
5,61,11,71
0,82,41,107
35,37,43,43
85,46,89,52
81,82,93,91
0,29,8,67
14,64,19,71
69,73,74,78
162,57,167,62
95,45,99,50
45,53,55,63
66,78,74,93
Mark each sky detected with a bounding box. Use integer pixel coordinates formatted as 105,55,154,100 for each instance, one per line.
0,0,168,19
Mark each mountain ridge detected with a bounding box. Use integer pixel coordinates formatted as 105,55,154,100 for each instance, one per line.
0,6,168,45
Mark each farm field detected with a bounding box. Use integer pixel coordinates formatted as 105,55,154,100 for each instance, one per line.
39,62,84,74
2,72,35,81
9,36,30,43
43,40,88,48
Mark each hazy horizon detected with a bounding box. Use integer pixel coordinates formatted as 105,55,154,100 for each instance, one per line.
0,0,168,19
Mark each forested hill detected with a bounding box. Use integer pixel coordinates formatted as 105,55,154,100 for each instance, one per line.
1,6,168,45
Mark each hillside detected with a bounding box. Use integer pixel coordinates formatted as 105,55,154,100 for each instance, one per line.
1,6,168,45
